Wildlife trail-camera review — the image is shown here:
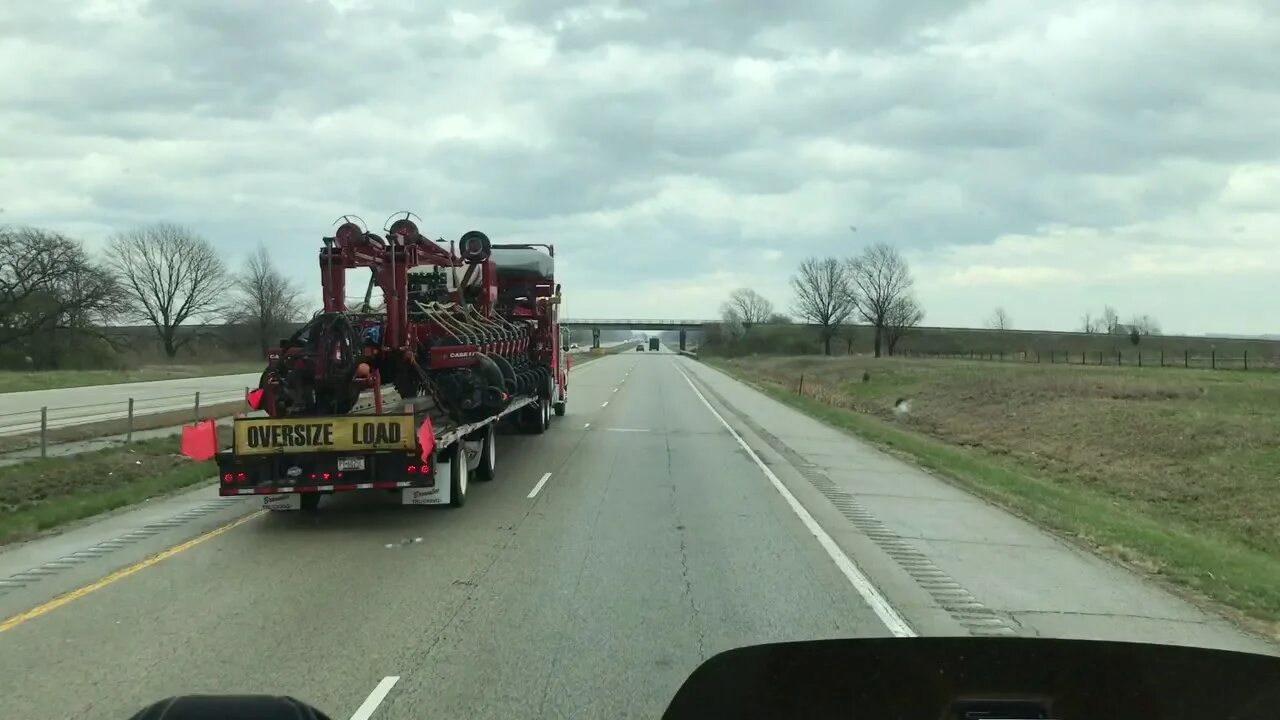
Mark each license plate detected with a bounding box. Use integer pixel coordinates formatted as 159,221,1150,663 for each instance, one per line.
337,456,365,471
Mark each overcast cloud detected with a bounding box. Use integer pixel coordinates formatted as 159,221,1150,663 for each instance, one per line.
2,0,1278,334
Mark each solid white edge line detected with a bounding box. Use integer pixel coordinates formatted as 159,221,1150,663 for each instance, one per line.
528,472,553,499
350,675,399,720
675,366,917,638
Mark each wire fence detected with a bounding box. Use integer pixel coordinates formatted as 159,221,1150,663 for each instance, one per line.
900,348,1274,371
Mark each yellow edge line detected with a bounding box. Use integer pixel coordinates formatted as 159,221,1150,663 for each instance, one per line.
0,509,266,635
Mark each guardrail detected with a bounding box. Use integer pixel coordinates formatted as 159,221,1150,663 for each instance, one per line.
0,388,249,455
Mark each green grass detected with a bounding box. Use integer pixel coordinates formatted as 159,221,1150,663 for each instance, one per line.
709,356,1280,637
0,435,223,544
0,363,263,394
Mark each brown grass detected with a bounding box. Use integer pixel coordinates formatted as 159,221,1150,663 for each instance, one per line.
730,355,1280,567
0,400,249,454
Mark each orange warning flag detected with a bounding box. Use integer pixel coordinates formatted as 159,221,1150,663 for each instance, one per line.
417,415,435,464
181,419,218,462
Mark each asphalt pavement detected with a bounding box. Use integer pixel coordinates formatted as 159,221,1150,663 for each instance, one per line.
0,348,1272,719
0,372,261,436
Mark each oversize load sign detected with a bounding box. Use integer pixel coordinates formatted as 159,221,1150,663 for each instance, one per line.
233,416,416,456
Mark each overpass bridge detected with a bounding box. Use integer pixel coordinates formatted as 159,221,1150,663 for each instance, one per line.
560,319,714,330
559,319,712,350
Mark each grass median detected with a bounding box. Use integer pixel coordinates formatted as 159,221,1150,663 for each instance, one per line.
708,355,1280,638
0,363,261,394
0,428,229,545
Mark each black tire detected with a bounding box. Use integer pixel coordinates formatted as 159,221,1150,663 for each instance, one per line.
449,446,468,508
473,426,497,482
553,400,566,417
299,493,321,512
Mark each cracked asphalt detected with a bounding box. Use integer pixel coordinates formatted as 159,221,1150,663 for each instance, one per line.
0,349,1271,720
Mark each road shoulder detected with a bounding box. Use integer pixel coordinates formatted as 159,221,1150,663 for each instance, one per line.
678,357,1277,655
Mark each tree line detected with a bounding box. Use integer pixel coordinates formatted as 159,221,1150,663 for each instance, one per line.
0,223,305,370
718,243,925,357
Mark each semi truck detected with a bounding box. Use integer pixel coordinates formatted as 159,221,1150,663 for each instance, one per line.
649,337,659,351
205,214,569,511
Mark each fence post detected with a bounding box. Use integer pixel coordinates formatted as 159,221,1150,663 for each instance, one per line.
1036,351,1040,364
1244,351,1249,371
1138,352,1142,367
1184,349,1189,368
1098,351,1102,366
1117,349,1122,366
194,391,201,422
999,351,1004,362
127,398,134,442
797,375,804,396
40,406,48,459
1160,350,1164,367
1211,349,1216,370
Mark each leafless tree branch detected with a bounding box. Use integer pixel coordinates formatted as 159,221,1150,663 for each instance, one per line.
848,243,916,357
107,222,232,358
790,256,857,356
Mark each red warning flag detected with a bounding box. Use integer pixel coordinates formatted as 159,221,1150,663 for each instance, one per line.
246,387,265,410
181,419,218,462
417,415,435,464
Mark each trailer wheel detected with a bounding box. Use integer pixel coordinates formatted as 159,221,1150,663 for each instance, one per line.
449,446,468,507
474,425,497,482
527,397,550,434
553,400,566,417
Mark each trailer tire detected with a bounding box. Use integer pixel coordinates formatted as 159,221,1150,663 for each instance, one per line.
449,446,468,507
474,425,497,482
553,400,566,417
528,397,550,434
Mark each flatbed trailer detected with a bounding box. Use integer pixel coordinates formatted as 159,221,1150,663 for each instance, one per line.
214,384,557,512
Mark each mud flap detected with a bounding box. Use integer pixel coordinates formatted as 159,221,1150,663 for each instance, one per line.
264,493,302,511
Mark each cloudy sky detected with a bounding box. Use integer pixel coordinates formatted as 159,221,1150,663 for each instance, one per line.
3,0,1278,335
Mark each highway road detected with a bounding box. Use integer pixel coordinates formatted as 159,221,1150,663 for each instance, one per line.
0,349,1272,719
0,342,635,438
0,372,261,437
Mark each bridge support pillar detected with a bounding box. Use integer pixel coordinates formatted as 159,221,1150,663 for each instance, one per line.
679,329,687,351
591,327,600,349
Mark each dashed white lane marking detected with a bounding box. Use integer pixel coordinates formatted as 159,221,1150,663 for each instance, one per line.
350,676,399,720
604,428,649,433
528,472,553,499
613,388,619,392
675,366,917,639
601,401,609,407
584,423,591,428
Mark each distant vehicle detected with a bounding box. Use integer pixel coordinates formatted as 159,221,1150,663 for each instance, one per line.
636,343,644,351
649,337,659,351
570,343,579,350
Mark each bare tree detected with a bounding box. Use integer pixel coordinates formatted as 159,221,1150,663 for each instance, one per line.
883,295,924,356
723,288,774,330
790,257,857,356
1079,311,1098,334
767,312,793,324
0,226,125,367
1100,305,1120,334
1129,314,1162,336
848,243,916,357
986,307,1012,331
229,243,306,358
107,222,232,358
719,306,746,343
